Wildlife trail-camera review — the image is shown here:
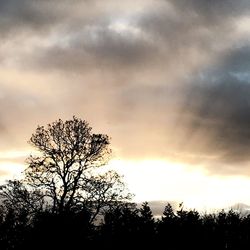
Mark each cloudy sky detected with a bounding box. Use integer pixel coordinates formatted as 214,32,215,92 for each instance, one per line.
1,0,250,210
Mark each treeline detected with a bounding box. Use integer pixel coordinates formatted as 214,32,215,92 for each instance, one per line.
1,202,250,250
1,117,249,249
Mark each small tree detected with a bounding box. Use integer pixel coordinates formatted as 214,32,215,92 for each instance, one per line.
140,202,154,225
0,180,44,215
1,117,130,222
139,202,155,242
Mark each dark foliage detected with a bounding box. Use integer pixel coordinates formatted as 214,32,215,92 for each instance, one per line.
0,117,250,249
1,201,250,249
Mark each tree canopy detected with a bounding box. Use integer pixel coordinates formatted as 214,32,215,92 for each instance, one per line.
0,117,130,221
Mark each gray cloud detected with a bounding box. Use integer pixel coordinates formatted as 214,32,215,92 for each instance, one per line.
1,0,248,73
170,0,250,20
1,0,250,176
13,0,248,82
0,0,89,35
181,75,250,163
32,25,158,72
0,1,56,36
102,44,250,174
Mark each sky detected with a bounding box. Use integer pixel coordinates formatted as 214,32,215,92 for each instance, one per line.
1,0,250,211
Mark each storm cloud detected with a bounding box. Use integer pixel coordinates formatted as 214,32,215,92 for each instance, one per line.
1,0,250,175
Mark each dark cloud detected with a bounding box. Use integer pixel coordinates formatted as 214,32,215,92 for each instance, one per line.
1,0,248,74
31,25,158,72
0,0,91,36
170,0,250,21
181,77,250,163
0,0,57,35
1,0,250,176
101,43,250,174
17,0,249,77
221,46,250,73
151,45,250,174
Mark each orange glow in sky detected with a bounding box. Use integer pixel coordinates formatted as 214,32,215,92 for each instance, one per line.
1,0,250,211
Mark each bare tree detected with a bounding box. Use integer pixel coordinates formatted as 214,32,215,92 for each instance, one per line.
1,117,130,222
0,180,45,216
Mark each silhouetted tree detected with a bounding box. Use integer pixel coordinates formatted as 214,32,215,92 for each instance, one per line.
0,199,31,250
0,117,130,224
202,213,217,249
176,204,202,249
26,209,93,250
140,202,154,223
3,118,250,249
157,203,178,249
0,180,44,216
100,202,140,249
138,202,155,246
